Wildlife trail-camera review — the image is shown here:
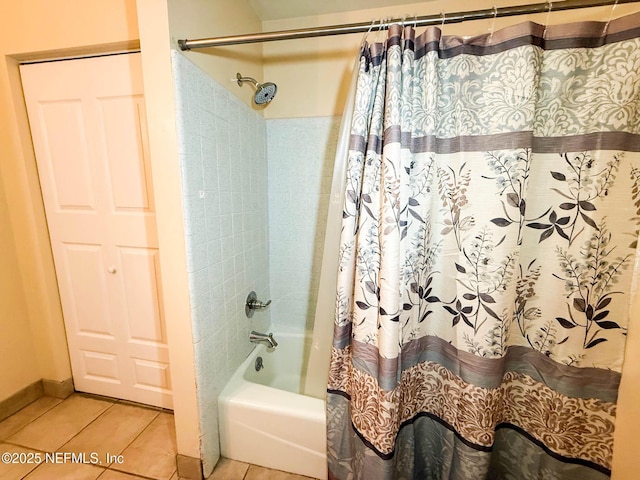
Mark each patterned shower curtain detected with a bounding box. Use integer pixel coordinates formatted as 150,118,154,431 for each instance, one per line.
327,12,640,480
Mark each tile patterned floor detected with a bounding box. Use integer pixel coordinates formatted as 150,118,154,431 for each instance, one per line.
208,458,316,480
0,394,319,480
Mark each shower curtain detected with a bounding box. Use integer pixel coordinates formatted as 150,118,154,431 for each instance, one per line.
327,12,640,480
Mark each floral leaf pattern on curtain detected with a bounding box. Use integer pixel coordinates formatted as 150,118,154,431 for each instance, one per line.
525,153,620,245
486,149,533,245
328,13,640,480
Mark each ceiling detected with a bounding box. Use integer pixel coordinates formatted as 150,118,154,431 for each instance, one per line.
248,0,432,21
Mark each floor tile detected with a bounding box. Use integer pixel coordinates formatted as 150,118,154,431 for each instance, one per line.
0,396,62,440
208,457,249,479
0,396,321,480
7,395,114,452
115,412,177,480
98,469,150,479
24,461,104,479
244,464,317,480
60,403,158,464
0,442,40,479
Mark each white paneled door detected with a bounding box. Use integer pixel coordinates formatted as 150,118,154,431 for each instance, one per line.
21,54,172,409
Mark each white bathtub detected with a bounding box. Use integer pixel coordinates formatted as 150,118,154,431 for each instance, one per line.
218,332,327,479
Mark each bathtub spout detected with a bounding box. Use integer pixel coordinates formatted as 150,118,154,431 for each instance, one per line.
250,331,278,348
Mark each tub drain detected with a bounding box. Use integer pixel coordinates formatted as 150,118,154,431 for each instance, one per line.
255,356,264,371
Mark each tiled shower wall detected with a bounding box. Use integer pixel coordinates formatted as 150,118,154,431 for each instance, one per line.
171,51,270,473
267,117,340,333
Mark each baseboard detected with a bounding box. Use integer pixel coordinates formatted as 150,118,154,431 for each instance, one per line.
177,454,203,480
42,378,74,399
0,380,43,422
0,376,75,422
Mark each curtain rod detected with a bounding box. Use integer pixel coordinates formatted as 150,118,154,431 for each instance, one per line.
178,0,640,50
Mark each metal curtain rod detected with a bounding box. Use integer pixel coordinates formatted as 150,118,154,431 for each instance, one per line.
178,0,639,50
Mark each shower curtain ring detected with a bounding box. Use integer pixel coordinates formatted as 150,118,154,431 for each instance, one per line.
361,18,376,48
380,16,392,40
543,1,553,39
375,17,385,41
440,11,446,29
604,0,619,35
489,5,498,44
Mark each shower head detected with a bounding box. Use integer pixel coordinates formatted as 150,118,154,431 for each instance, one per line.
236,73,277,105
254,82,277,105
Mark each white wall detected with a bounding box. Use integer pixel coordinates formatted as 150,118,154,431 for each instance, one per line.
0,178,39,402
136,0,201,464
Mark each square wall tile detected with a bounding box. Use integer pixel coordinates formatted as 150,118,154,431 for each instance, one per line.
266,116,341,333
173,52,270,475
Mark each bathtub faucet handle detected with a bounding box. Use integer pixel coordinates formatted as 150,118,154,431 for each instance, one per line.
251,299,272,309
245,291,272,317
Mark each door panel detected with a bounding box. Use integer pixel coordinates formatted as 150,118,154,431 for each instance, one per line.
99,95,154,212
80,351,120,383
21,54,172,408
60,243,113,337
38,100,96,210
119,247,166,343
132,359,172,391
